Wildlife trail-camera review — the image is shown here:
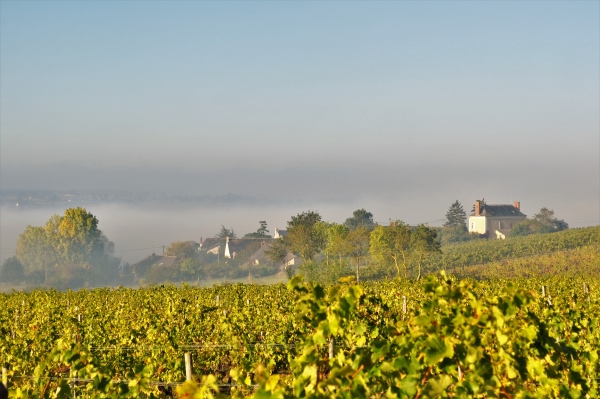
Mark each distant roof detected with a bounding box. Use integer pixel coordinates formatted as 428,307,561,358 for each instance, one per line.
200,237,277,254
248,242,297,264
132,254,178,269
472,204,526,217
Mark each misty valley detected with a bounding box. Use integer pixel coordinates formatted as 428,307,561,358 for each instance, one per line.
0,196,580,290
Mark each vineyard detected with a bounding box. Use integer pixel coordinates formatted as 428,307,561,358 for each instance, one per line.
431,226,600,273
3,247,600,398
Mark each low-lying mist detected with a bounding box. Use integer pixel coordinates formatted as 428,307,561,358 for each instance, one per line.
1,200,380,265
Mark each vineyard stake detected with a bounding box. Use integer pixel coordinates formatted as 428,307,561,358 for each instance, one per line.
216,295,219,306
2,367,7,387
70,367,76,398
402,296,407,315
184,353,193,381
541,286,546,297
328,338,334,360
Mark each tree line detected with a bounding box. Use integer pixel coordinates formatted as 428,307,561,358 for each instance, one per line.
0,200,571,288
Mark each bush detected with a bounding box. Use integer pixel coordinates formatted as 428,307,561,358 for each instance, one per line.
1,256,25,283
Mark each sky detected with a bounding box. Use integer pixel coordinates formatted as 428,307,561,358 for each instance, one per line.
1,1,599,228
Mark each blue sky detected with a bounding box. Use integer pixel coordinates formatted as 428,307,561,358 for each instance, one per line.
1,1,598,225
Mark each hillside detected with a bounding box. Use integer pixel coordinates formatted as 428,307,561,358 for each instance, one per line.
424,226,600,276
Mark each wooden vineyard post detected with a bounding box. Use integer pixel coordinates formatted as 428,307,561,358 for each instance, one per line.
328,338,334,360
541,286,546,298
402,296,407,315
584,283,591,303
184,353,193,381
2,367,7,387
216,295,219,306
70,367,76,398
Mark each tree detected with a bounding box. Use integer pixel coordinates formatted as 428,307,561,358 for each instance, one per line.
215,225,236,239
532,208,569,234
265,239,289,269
508,221,533,238
179,258,204,280
410,225,441,280
244,221,272,238
509,208,568,237
325,224,351,264
1,256,25,283
15,207,118,285
15,225,52,275
166,241,198,259
55,207,104,265
285,211,326,262
344,209,375,231
346,226,371,282
369,221,412,278
444,200,467,228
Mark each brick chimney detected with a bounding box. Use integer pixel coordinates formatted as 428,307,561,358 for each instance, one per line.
475,200,481,216
514,201,520,210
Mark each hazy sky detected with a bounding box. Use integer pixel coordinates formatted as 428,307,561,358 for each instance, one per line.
1,1,599,227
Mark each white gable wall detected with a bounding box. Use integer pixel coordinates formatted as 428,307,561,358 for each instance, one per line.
469,216,487,234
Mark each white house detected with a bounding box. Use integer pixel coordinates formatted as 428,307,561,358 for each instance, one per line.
274,228,288,239
468,200,526,239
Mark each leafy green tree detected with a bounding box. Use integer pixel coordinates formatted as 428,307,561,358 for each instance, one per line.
244,221,272,238
344,208,375,231
179,258,204,280
509,208,568,237
15,225,52,275
55,207,104,265
533,207,569,233
369,221,411,277
1,256,25,283
444,200,467,228
410,225,441,280
264,239,290,272
15,208,118,285
166,241,198,259
215,225,236,239
325,224,350,264
346,226,371,282
508,221,534,237
285,211,326,262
